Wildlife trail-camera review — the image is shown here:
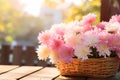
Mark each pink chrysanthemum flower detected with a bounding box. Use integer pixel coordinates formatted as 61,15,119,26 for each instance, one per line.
98,31,110,45
58,45,74,62
50,23,66,36
109,15,120,23
64,33,81,48
81,13,96,26
37,30,52,45
49,38,64,50
96,21,107,29
108,34,120,51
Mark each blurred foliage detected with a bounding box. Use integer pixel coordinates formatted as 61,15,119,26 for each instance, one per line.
44,0,65,8
13,14,43,43
63,0,101,24
43,0,100,24
0,0,43,44
0,0,21,44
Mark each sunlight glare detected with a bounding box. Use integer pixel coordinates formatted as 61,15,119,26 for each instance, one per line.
20,0,43,16
19,0,81,16
65,0,82,5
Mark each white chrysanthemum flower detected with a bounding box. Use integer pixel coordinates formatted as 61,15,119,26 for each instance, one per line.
105,22,120,32
65,21,84,35
96,44,111,58
74,45,91,60
83,33,99,46
36,45,50,60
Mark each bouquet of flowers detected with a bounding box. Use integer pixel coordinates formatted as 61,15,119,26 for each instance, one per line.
36,13,120,64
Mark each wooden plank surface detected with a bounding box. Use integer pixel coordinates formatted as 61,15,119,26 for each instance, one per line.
0,65,18,74
0,66,42,80
20,67,59,80
0,65,119,80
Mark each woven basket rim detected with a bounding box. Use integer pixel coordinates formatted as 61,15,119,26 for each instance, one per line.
58,57,119,63
73,57,119,60
57,57,120,78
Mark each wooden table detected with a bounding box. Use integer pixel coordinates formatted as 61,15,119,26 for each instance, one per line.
0,65,119,80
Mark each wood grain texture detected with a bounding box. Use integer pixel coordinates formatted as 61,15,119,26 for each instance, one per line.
20,67,59,80
0,65,18,73
0,66,42,80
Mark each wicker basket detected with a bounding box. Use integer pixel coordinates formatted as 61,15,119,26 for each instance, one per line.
57,57,120,78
